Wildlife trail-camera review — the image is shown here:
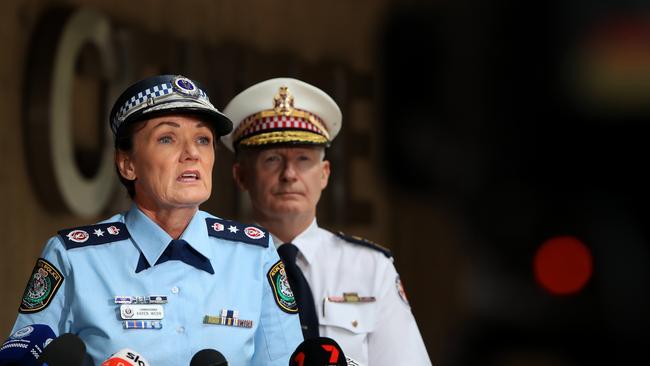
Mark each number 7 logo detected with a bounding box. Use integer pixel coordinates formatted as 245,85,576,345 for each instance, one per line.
321,345,340,362
292,345,340,365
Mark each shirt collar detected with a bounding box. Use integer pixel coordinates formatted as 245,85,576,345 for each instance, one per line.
178,210,211,256
125,204,210,269
274,219,322,265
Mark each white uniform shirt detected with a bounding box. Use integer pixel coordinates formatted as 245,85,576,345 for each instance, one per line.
274,220,432,366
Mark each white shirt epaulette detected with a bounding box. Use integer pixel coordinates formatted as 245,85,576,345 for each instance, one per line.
335,231,393,258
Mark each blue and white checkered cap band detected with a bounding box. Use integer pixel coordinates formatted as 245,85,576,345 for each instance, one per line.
111,81,212,134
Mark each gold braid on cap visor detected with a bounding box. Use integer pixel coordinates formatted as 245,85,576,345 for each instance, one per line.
232,86,331,147
240,130,329,146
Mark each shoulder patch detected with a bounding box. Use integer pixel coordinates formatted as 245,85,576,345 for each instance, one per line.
19,258,64,314
336,231,393,258
395,275,410,306
58,222,130,250
206,218,268,248
267,260,298,314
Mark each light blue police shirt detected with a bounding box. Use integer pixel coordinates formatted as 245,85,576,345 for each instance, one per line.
11,205,303,365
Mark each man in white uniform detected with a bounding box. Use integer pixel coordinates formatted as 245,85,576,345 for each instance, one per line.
222,78,431,365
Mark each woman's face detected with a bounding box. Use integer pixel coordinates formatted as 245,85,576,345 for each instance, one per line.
117,114,215,211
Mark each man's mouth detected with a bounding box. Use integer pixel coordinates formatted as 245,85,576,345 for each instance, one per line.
276,191,302,196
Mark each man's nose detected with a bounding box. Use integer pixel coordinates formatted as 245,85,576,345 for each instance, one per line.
280,161,298,181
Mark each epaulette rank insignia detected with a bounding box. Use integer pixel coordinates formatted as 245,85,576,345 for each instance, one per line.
58,222,130,250
206,218,268,248
336,231,393,258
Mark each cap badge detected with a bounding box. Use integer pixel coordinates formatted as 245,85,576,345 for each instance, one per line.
273,86,294,116
172,76,199,97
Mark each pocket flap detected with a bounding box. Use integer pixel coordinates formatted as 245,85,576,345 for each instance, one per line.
319,298,376,334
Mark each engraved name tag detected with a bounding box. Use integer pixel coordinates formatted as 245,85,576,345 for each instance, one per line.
120,304,164,320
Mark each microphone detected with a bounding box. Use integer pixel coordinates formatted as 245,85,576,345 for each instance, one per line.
0,324,55,366
40,333,94,366
101,349,149,366
289,337,348,366
190,349,228,366
344,356,363,366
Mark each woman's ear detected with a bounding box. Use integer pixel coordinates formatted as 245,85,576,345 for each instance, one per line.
115,150,136,181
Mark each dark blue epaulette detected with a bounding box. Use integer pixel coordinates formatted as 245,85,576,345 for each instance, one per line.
206,218,269,248
336,231,393,258
58,222,130,250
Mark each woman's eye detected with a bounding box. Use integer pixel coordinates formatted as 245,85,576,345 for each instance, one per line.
158,136,173,144
197,136,211,145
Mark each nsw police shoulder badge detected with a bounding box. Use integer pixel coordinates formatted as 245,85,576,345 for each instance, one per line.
19,258,64,313
267,260,298,314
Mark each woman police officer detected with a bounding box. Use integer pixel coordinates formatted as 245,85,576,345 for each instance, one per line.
10,75,303,365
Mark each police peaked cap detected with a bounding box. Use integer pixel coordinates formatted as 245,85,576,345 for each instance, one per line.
109,75,233,138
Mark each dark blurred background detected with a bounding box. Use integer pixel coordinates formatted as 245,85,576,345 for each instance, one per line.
1,0,649,364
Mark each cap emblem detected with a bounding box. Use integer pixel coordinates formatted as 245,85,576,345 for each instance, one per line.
273,86,294,116
172,76,199,97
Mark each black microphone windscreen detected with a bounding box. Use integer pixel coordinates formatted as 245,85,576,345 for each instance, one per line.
289,337,347,366
82,352,95,366
40,333,87,366
190,349,228,366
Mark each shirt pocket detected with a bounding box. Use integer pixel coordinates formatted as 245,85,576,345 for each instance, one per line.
319,299,377,334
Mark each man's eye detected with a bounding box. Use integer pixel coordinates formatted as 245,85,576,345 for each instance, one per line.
158,136,173,144
265,156,280,163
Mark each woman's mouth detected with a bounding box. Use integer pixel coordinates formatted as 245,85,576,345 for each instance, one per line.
178,170,201,182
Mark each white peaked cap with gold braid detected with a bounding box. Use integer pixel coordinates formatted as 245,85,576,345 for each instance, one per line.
221,78,342,152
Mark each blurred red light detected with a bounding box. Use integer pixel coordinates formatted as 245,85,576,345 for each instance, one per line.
534,236,593,295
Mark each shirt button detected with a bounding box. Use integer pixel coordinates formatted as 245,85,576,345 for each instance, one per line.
177,326,185,334
171,286,179,294
352,320,358,328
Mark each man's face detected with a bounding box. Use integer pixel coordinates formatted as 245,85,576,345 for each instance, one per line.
234,146,330,220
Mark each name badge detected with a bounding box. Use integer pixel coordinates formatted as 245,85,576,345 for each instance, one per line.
120,304,164,320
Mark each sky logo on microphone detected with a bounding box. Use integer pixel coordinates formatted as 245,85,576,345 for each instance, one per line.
126,351,147,366
102,348,150,366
